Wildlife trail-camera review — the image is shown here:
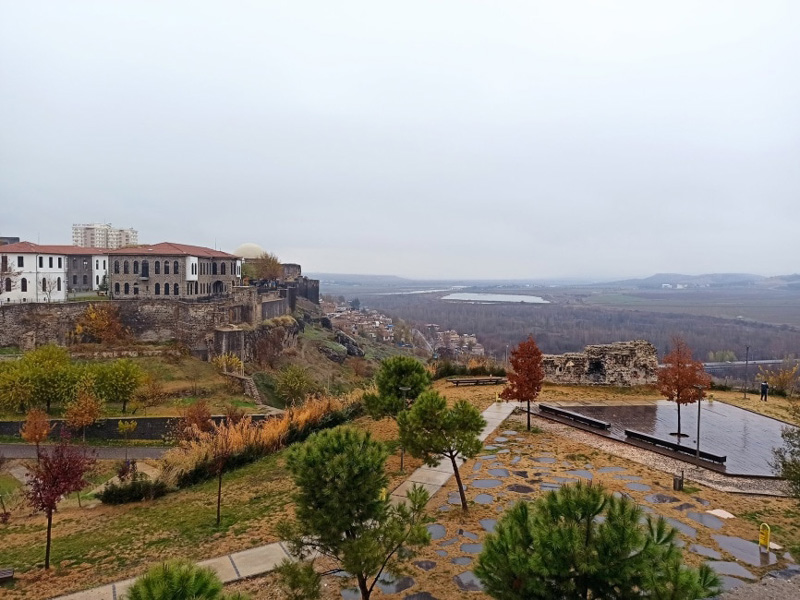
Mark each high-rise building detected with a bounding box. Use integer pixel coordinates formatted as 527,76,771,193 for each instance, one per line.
72,224,138,249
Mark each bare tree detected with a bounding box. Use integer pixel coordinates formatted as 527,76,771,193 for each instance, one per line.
0,255,20,302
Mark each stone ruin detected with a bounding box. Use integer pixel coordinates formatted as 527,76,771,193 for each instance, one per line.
542,340,658,386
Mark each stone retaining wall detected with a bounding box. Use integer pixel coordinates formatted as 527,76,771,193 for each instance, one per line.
542,340,658,386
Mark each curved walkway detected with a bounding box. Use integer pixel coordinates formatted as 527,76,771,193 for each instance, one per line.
0,443,169,460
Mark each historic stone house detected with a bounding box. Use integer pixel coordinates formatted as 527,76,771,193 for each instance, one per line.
107,242,242,299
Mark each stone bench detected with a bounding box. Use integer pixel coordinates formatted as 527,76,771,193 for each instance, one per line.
538,404,611,430
0,568,14,584
624,429,726,463
446,377,507,386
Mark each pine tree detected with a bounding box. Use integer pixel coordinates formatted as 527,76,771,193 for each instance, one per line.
125,560,248,600
398,390,485,511
475,482,720,600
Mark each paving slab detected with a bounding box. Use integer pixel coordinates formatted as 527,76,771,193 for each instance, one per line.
392,480,441,499
53,584,114,600
408,468,455,486
230,543,290,578
198,555,240,583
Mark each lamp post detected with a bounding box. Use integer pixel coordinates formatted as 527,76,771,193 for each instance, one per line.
694,384,704,459
398,386,411,472
743,345,750,399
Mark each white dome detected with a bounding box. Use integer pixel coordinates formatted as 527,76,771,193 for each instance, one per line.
233,242,265,259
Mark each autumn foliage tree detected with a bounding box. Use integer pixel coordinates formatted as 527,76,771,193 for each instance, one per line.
250,251,283,281
20,408,52,461
72,303,130,344
500,336,544,430
65,376,105,441
25,434,95,568
657,337,711,439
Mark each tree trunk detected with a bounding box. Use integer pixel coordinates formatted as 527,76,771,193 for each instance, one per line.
450,454,468,512
400,446,405,472
35,441,41,464
216,470,223,526
45,510,53,569
677,403,682,440
357,573,371,600
527,399,531,431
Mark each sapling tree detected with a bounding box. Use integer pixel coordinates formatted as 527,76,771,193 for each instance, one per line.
25,434,95,568
117,420,138,460
398,390,485,511
475,482,720,600
65,375,105,441
278,428,431,600
658,337,711,439
20,408,52,462
500,336,544,430
364,356,431,471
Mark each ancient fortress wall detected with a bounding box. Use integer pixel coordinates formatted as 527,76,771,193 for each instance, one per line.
542,340,658,386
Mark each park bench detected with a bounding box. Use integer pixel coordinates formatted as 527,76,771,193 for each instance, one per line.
0,568,14,584
446,376,508,386
538,404,611,430
624,429,727,464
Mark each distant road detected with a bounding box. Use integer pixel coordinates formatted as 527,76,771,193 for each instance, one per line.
0,444,169,460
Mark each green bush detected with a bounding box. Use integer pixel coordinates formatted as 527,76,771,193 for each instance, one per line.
98,475,169,504
433,361,506,380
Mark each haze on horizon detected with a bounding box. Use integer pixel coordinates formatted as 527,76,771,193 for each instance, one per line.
1,1,798,280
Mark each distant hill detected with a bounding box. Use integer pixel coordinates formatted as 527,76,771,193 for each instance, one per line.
601,273,767,289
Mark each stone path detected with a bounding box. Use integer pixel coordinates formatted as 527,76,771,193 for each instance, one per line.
49,401,524,600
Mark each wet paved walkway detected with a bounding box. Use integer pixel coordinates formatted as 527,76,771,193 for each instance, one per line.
49,401,524,600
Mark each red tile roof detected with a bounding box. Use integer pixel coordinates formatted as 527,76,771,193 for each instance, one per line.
0,241,109,255
106,242,239,259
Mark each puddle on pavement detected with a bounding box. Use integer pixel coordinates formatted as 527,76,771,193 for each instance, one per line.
713,535,777,567
507,484,535,493
377,573,415,594
566,470,593,479
414,560,437,571
644,493,680,504
689,544,722,560
451,557,471,565
454,571,484,592
686,511,723,530
475,493,494,504
480,518,497,533
427,524,446,540
626,483,651,492
461,543,483,553
665,517,696,538
473,479,503,488
706,561,756,580
488,468,509,477
534,457,557,463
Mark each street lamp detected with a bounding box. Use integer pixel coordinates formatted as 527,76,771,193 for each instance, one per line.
743,345,750,399
398,386,411,472
694,384,704,459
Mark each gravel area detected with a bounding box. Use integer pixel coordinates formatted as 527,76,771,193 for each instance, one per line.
718,574,800,599
514,412,791,497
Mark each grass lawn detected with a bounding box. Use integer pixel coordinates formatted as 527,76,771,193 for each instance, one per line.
0,452,293,600
0,472,21,495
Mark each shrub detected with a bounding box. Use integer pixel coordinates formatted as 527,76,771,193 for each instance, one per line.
98,474,169,504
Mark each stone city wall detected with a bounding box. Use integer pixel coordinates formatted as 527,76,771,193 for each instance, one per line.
542,340,658,386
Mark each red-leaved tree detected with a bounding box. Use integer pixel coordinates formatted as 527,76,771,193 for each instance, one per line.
500,336,544,430
657,337,711,439
25,434,96,569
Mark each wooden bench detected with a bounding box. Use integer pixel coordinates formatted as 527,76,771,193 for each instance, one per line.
624,429,727,463
446,377,508,387
538,404,611,430
0,568,14,584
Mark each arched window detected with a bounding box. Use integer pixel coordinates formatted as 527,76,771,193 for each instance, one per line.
82,275,88,285
20,278,27,292
173,283,179,296
114,283,120,294
154,260,160,274
114,260,120,274
141,260,149,278
164,283,170,296
123,261,129,274
124,283,130,295
173,260,179,274
221,262,226,275
155,283,160,295
164,261,170,275
133,261,139,275
57,277,61,291
212,262,218,275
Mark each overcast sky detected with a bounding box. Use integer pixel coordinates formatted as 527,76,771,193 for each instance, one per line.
1,1,798,279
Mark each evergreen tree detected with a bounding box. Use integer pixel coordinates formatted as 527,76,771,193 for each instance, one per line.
124,560,247,600
363,356,431,470
398,390,485,511
475,482,720,600
278,428,431,600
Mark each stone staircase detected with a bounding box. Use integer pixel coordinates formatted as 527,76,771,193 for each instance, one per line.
223,372,263,404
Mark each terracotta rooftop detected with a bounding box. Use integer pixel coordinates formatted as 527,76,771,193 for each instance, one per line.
106,242,239,259
0,241,109,255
